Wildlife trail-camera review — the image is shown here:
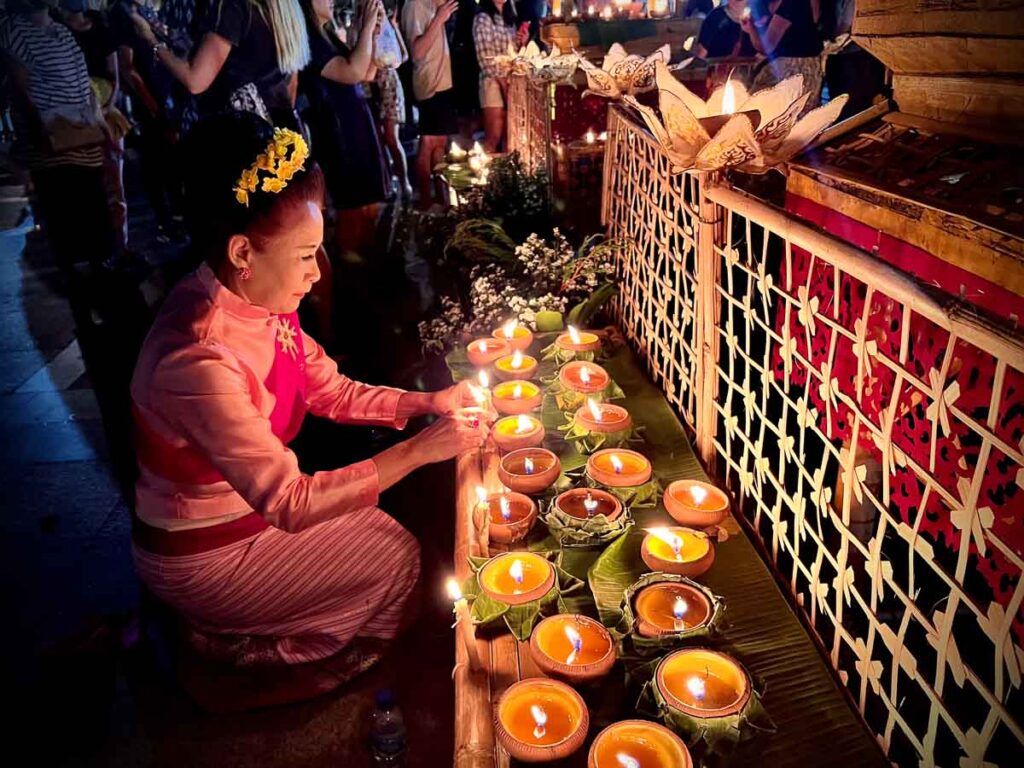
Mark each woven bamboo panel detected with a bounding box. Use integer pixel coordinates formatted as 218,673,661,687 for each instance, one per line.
603,107,701,434
506,75,551,174
602,107,1024,766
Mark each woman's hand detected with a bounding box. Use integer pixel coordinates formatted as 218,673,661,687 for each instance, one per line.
362,0,385,34
515,22,530,47
412,412,489,464
128,12,158,47
432,379,488,417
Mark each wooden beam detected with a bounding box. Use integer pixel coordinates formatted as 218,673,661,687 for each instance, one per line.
853,1,1024,37
891,74,1024,130
854,35,1024,75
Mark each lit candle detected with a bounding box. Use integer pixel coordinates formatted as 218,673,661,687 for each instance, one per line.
473,485,490,556
601,5,612,18
722,74,736,116
467,337,509,366
494,679,589,760
555,325,602,353
634,581,712,637
491,379,541,415
493,319,534,351
469,155,483,172
479,552,555,605
588,4,596,15
449,141,467,160
498,448,561,494
484,490,538,544
495,350,538,381
558,360,610,395
571,7,579,17
492,414,545,452
554,487,623,522
576,398,631,434
656,649,750,717
585,129,596,144
446,577,483,671
641,526,715,578
598,131,608,141
589,720,692,768
664,479,730,527
529,614,616,684
586,448,652,487
500,495,512,522
471,141,485,157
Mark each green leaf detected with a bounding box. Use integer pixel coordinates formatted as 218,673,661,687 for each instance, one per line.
567,282,617,327
443,218,518,264
587,529,648,627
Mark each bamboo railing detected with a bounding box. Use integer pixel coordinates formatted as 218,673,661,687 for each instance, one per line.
602,105,1024,766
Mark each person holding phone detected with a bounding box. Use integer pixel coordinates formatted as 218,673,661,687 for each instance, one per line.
402,0,458,209
472,0,526,152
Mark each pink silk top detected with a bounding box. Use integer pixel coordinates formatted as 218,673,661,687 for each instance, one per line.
131,263,408,532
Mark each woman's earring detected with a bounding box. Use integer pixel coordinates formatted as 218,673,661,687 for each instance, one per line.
239,266,252,281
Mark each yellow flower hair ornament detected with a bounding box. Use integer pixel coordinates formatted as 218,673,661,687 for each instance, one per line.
233,128,310,206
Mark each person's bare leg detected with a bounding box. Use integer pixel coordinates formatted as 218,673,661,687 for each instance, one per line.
384,118,413,198
482,107,505,153
415,135,446,209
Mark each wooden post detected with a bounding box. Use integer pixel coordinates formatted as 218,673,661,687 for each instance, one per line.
695,171,723,471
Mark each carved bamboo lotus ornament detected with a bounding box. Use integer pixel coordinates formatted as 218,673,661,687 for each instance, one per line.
625,62,849,174
579,43,682,99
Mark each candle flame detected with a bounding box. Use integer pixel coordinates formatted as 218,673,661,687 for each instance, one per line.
524,456,535,475
530,704,547,739
510,558,524,585
583,492,599,515
502,319,517,339
687,675,706,701
450,141,466,158
446,577,463,602
514,415,533,435
564,624,583,665
646,527,684,559
601,5,612,18
691,485,709,505
500,495,511,522
616,755,641,768
478,370,490,389
475,486,488,505
477,340,488,353
722,74,736,115
610,453,624,474
511,349,524,369
586,397,603,422
513,384,523,399
468,383,486,404
471,141,484,156
587,5,596,15
571,7,578,16
673,596,689,620
598,131,608,141
579,366,592,384
568,325,582,345
585,129,596,144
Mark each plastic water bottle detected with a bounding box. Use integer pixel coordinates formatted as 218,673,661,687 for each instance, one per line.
370,688,407,766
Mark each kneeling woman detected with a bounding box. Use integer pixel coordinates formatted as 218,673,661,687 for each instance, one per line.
130,112,487,709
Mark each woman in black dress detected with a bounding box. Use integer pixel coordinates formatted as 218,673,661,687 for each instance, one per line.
299,0,389,260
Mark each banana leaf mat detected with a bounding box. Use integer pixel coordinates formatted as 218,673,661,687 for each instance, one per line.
448,336,886,766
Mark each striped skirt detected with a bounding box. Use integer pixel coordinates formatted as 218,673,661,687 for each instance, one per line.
133,507,421,667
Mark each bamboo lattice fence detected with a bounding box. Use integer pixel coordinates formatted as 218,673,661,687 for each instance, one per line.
507,75,551,174
602,106,1024,766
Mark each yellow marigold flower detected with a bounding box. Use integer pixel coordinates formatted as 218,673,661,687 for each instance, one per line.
234,187,249,206
262,177,285,193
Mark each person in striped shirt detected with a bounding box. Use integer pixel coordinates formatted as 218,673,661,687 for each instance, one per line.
472,0,526,152
0,0,115,275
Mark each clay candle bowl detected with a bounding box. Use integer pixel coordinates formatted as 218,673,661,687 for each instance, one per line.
655,648,751,719
558,361,610,395
576,398,631,434
483,491,539,544
467,337,510,367
641,527,715,578
498,448,561,495
494,319,534,352
478,552,556,606
494,678,590,762
634,581,712,638
588,720,692,768
495,349,539,381
664,480,730,528
554,488,623,523
493,414,545,452
555,325,601,353
492,380,543,415
529,614,616,685
587,449,652,488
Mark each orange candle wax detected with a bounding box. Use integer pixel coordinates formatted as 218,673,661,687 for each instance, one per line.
656,649,750,718
558,361,610,394
641,527,716,578
555,326,601,353
664,480,730,527
494,350,538,381
589,720,692,768
534,615,612,666
486,494,533,525
587,449,652,487
498,448,561,494
492,380,542,415
575,400,631,434
634,582,711,635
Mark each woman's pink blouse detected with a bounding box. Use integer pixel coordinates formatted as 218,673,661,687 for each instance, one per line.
131,263,408,532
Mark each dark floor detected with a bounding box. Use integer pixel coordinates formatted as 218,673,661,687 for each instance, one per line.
1,149,459,766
